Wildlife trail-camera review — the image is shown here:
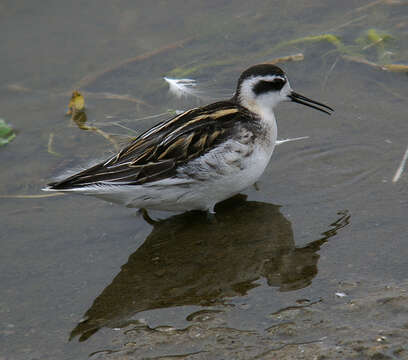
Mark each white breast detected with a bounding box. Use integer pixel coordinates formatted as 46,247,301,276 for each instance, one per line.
171,111,277,211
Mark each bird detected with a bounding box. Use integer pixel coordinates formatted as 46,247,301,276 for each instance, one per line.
44,64,333,214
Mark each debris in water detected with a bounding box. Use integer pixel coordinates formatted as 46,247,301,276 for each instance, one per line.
335,292,348,298
164,77,202,99
276,136,309,146
268,53,304,65
65,91,120,150
0,118,16,147
66,90,85,116
47,133,60,156
392,144,408,182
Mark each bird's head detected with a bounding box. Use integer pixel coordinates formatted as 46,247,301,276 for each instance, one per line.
234,64,333,116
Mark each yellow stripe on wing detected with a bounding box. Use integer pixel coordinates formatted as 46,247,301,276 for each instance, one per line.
161,108,238,146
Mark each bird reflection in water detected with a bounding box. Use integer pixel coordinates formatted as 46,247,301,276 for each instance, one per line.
70,195,350,341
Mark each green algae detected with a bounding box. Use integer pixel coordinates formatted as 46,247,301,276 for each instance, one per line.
0,119,16,147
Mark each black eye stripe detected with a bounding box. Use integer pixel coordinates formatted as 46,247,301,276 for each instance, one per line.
253,79,286,95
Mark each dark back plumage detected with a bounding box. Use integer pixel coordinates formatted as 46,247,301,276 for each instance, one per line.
49,101,255,189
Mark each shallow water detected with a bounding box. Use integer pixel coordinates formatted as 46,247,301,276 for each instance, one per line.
1,1,408,359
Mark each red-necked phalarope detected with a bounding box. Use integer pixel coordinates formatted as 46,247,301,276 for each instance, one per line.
44,64,333,213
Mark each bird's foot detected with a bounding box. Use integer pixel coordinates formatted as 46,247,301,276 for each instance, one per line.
137,208,160,225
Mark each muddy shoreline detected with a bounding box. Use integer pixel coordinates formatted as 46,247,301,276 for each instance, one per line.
91,280,408,359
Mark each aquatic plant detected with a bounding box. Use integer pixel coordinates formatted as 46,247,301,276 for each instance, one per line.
0,119,16,147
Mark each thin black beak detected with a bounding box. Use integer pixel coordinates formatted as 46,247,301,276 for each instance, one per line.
289,92,333,115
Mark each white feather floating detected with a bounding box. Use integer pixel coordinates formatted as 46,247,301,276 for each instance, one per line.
164,77,201,99
392,144,408,183
276,136,309,146
335,292,347,298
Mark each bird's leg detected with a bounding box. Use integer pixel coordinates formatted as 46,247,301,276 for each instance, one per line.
137,208,159,225
253,182,260,191
205,205,218,223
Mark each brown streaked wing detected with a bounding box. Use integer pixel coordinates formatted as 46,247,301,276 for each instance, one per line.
48,101,250,189
157,133,195,161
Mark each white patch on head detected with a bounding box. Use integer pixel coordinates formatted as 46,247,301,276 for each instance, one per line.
238,75,292,115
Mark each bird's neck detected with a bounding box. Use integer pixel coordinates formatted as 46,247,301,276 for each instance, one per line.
232,94,278,145
258,105,277,144
240,101,278,149
240,99,277,127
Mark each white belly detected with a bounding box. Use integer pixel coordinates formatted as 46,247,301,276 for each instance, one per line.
185,142,275,206
119,130,276,212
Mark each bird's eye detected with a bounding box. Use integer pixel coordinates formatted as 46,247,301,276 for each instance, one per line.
253,79,286,95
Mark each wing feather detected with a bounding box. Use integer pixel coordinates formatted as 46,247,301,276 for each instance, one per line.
49,101,252,189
